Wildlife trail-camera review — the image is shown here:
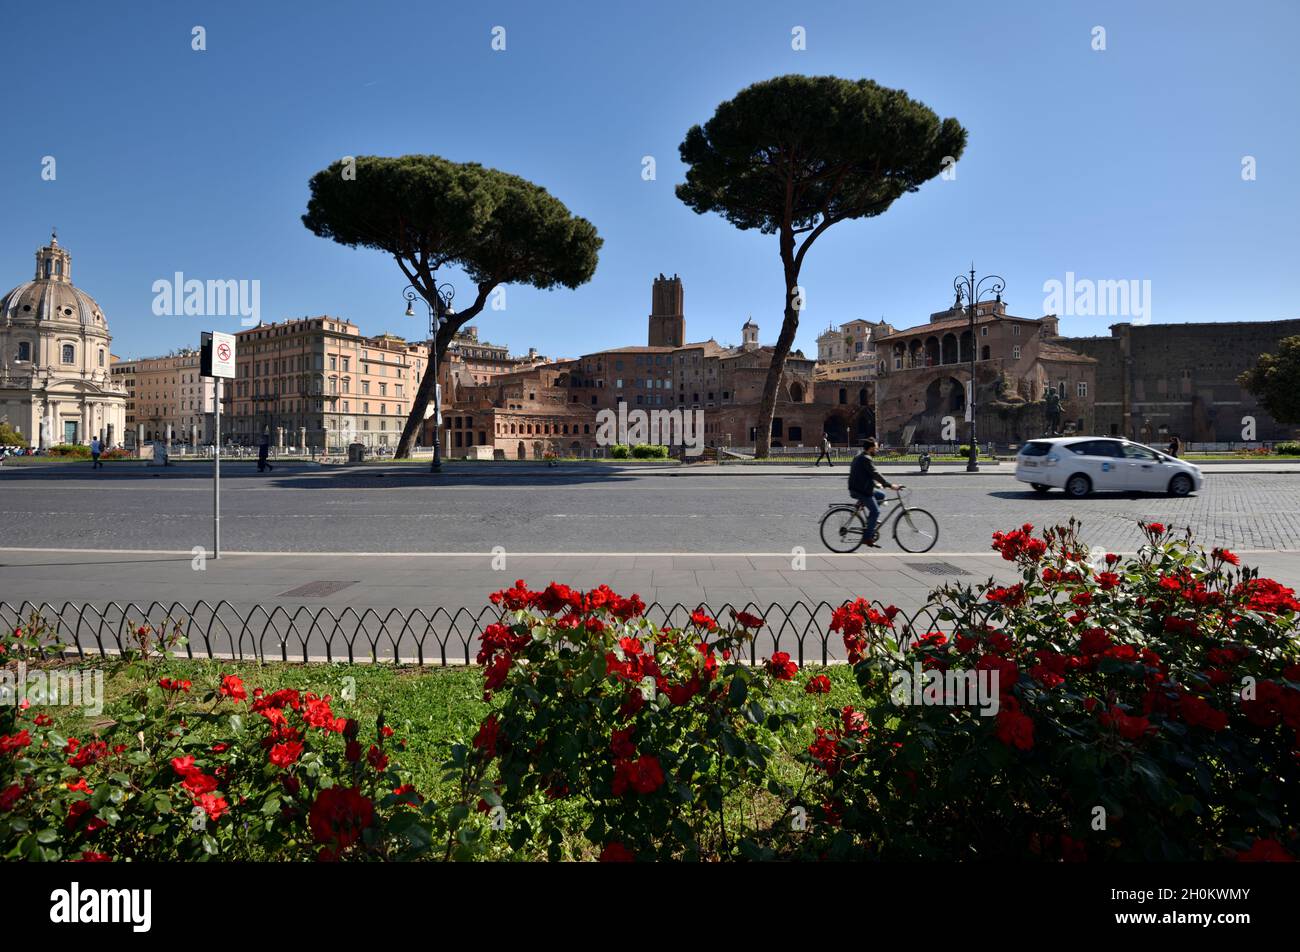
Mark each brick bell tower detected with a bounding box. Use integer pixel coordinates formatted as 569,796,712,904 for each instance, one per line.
648,273,684,347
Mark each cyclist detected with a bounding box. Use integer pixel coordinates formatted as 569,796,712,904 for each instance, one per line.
848,438,900,548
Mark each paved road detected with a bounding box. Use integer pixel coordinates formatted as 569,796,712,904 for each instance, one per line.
2,462,1298,555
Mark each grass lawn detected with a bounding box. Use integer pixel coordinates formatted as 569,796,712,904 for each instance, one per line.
54,656,864,853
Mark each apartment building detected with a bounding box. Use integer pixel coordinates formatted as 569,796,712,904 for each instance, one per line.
110,349,217,447
223,317,427,451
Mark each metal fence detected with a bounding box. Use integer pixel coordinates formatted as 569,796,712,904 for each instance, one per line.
0,599,951,667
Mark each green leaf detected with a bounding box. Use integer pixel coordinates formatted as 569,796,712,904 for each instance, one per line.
728,675,748,707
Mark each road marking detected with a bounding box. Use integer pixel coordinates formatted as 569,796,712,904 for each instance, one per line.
2,545,1294,558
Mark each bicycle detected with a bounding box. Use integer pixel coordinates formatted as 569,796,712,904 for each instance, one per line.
818,486,939,553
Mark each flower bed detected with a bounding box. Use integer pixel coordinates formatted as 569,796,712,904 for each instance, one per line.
3,522,1297,862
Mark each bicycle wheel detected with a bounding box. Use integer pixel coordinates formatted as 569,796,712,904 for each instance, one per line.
893,507,939,553
820,506,867,553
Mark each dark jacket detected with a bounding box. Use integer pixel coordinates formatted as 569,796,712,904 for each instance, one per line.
848,451,887,497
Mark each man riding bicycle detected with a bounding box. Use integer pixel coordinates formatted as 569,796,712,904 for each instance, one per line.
848,438,901,548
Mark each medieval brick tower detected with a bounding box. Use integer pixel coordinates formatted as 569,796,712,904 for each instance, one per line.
648,273,684,347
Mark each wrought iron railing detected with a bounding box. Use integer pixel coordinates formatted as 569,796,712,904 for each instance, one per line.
0,599,952,667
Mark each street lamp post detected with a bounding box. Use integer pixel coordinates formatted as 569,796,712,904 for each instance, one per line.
952,265,1005,473
403,282,455,473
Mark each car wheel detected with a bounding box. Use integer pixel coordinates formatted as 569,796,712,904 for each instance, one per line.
1168,473,1193,497
1030,483,1051,493
1065,474,1092,498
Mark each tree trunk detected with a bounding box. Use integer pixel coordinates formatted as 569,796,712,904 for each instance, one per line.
754,260,801,459
394,289,489,459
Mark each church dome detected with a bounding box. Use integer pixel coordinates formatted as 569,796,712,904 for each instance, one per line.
0,233,108,329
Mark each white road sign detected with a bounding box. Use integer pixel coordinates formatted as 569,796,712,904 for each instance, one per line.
211,331,236,379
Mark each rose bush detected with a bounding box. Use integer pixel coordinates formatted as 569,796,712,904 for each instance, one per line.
791,519,1299,861
0,625,436,861
442,581,806,860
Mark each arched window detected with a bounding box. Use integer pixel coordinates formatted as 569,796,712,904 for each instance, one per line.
858,388,867,405
17,341,31,361
790,382,805,402
838,388,847,405
61,344,75,364
98,349,105,367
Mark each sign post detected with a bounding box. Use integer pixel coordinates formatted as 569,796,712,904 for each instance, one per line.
201,331,237,559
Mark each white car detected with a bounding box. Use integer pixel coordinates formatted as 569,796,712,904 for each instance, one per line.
1015,437,1203,498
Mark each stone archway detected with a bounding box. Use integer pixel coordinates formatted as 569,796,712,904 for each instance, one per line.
822,412,850,443
853,407,875,441
516,440,526,459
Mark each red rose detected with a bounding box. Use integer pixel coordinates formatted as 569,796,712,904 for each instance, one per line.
219,674,247,701
1237,838,1293,862
690,610,718,632
1180,694,1228,731
308,786,374,850
194,792,229,822
1099,705,1153,741
766,651,798,681
732,611,764,630
473,714,500,759
0,783,24,812
610,728,637,759
367,745,388,771
182,772,219,796
995,702,1035,750
484,652,512,691
667,677,699,706
599,842,636,862
612,755,664,795
805,674,832,695
269,741,303,768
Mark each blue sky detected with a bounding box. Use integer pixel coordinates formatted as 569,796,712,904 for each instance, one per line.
3,0,1297,362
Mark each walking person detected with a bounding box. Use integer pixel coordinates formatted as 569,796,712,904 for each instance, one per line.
258,431,274,473
815,433,835,467
1167,434,1182,458
849,438,900,548
90,435,103,469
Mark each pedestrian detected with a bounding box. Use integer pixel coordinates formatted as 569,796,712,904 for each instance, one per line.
90,435,103,469
1167,434,1181,458
258,431,274,473
815,433,835,467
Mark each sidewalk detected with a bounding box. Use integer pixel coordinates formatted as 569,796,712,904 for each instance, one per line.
4,548,1295,663
3,546,1296,616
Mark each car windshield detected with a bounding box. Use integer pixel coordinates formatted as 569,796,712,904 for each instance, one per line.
1020,441,1053,457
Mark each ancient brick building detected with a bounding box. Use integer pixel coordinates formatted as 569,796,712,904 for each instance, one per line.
873,299,1097,445
434,275,862,457
1062,320,1300,443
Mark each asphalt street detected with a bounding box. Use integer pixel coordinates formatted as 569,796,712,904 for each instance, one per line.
2,461,1298,555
